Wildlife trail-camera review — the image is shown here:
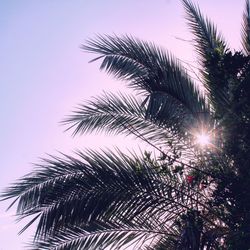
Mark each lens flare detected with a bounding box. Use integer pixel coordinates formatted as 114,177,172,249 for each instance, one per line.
196,133,210,146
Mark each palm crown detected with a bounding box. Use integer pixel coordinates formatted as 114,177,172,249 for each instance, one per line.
2,0,250,249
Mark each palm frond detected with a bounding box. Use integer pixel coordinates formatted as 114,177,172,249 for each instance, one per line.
145,91,197,134
31,222,178,250
83,35,210,122
63,92,194,147
2,149,209,248
182,0,231,114
242,0,250,54
182,0,227,63
143,235,178,250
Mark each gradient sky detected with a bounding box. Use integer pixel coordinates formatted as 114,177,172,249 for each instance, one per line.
0,0,245,249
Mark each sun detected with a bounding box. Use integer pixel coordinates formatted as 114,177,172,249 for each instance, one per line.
195,132,210,147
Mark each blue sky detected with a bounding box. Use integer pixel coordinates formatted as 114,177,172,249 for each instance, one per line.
0,0,245,248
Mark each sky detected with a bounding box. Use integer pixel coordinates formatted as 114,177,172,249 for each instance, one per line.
0,0,245,249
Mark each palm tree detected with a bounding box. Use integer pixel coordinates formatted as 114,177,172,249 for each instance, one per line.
2,0,250,249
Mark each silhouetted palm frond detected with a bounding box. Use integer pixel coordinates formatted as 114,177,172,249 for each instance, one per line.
242,0,250,54
83,35,210,122
63,92,187,146
143,236,178,250
2,149,211,249
31,215,183,250
182,0,227,63
182,0,230,112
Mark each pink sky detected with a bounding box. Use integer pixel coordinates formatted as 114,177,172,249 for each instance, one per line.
0,0,245,249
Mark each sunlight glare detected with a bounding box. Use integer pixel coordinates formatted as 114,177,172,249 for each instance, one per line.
196,133,210,147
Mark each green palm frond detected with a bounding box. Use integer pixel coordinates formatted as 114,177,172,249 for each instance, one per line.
145,91,197,134
32,222,179,250
182,0,231,114
83,35,210,122
242,0,250,54
63,92,195,147
143,236,178,250
182,0,227,63
2,149,210,249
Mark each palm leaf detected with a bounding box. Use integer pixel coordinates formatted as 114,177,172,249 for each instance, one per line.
83,35,210,122
143,235,178,250
242,0,250,54
31,222,179,250
63,92,194,148
2,149,210,249
182,0,231,114
182,0,227,63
